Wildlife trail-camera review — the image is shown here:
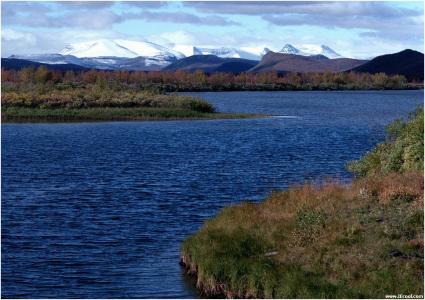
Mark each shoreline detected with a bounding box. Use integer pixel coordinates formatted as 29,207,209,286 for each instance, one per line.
179,108,424,298
180,87,424,93
174,86,424,93
1,107,266,123
180,171,424,298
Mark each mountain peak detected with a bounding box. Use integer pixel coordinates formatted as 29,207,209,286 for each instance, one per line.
319,45,342,59
59,39,138,58
279,44,301,55
278,43,342,59
59,39,185,59
190,46,260,60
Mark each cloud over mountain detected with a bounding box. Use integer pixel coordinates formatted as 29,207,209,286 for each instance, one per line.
1,1,423,58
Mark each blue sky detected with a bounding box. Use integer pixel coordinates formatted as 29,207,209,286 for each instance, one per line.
2,1,424,58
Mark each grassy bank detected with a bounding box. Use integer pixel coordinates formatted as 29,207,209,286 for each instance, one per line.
1,83,259,122
1,107,259,123
180,108,424,298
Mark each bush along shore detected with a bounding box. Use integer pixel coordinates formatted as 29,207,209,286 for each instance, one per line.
1,67,261,122
180,108,424,298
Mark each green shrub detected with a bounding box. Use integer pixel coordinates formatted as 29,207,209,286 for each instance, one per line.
348,107,424,177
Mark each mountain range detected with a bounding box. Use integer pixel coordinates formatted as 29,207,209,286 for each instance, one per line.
163,55,258,73
6,39,348,71
279,44,342,59
249,52,365,73
2,39,423,80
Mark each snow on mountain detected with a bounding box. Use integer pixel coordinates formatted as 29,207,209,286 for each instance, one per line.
279,44,342,59
279,44,303,55
168,45,197,58
319,45,342,59
167,45,261,60
192,47,260,60
9,38,346,71
239,46,271,59
299,44,342,59
59,39,139,58
59,39,185,60
9,54,81,65
115,39,185,59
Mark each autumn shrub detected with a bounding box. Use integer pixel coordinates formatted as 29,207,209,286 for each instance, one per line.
1,84,216,113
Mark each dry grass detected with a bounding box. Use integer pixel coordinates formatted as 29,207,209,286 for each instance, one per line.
181,171,424,298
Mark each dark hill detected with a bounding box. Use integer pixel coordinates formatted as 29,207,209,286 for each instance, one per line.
350,49,424,81
163,55,258,73
249,52,367,73
1,58,88,71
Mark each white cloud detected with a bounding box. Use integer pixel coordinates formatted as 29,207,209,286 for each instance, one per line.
2,29,36,44
150,31,196,45
1,28,124,57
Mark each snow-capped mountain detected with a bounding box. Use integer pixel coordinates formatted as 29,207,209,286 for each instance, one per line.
279,44,342,59
280,44,303,55
12,39,186,70
298,44,342,59
59,39,185,59
193,47,260,60
168,45,261,60
238,46,271,58
9,53,180,71
8,38,346,71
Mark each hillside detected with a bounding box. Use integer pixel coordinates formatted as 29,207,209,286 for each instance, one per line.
6,55,178,71
1,58,88,72
351,49,424,81
163,55,258,73
250,52,367,73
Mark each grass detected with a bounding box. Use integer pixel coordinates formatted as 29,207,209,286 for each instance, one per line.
1,107,260,123
181,108,424,298
1,85,262,122
181,172,424,298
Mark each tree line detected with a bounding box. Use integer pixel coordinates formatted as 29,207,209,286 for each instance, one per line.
1,66,419,92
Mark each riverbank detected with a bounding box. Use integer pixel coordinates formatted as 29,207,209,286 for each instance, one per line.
1,107,261,123
180,108,424,298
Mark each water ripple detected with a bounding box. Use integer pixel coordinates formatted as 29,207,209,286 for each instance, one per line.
2,90,423,298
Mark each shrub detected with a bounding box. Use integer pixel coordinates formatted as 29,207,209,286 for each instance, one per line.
348,107,424,177
1,84,217,113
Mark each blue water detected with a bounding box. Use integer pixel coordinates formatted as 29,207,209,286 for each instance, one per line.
2,90,423,298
